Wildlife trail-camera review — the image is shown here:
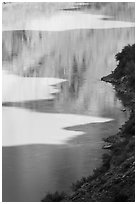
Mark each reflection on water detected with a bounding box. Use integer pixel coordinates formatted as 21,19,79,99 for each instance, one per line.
2,10,134,202
2,70,66,102
3,12,134,31
2,143,105,202
3,27,134,114
3,106,113,146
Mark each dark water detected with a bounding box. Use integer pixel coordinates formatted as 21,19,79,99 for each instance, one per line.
2,13,134,202
3,120,126,202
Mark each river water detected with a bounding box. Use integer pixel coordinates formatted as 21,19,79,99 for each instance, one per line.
2,11,134,201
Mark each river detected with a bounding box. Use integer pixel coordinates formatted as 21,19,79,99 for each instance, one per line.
2,10,134,201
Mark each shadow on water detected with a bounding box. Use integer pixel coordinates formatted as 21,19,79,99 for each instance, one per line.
2,99,56,113
3,119,119,202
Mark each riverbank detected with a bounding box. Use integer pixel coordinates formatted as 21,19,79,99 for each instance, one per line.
42,44,135,202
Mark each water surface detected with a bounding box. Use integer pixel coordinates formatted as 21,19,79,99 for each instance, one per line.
2,10,134,202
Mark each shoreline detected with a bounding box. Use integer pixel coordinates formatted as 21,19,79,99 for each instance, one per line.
42,44,135,202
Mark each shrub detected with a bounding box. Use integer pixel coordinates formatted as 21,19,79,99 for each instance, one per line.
41,191,66,202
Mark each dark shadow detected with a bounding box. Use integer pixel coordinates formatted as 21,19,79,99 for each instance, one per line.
2,99,57,113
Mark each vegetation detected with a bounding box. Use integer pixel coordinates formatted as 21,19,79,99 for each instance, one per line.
42,44,135,202
41,191,66,202
101,44,135,109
